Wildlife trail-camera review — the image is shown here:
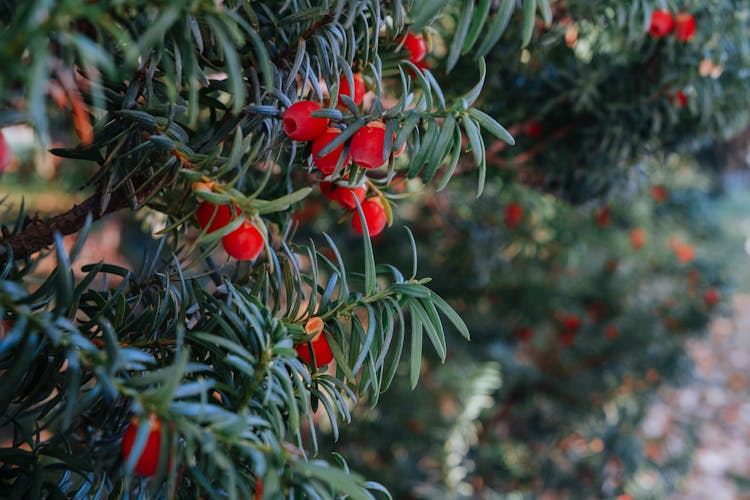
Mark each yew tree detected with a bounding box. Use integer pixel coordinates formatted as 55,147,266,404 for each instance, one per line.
0,0,556,498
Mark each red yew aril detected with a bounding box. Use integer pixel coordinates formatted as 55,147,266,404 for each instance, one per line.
630,227,646,250
320,182,367,210
222,220,264,260
604,325,619,340
351,121,387,169
504,203,524,229
675,13,696,42
514,326,534,342
338,73,366,107
704,287,720,307
311,127,350,174
673,90,688,107
560,330,576,346
402,32,427,63
595,206,611,228
296,317,334,368
282,101,328,141
523,121,543,138
648,10,675,38
121,413,163,477
196,202,238,233
561,314,581,332
351,198,387,236
0,131,12,173
651,185,668,202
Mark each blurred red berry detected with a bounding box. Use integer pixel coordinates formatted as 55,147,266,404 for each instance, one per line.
630,227,646,250
222,220,264,260
560,330,576,346
0,131,12,173
561,314,581,332
282,101,328,141
121,414,163,477
311,127,350,175
673,90,688,107
651,185,668,202
351,121,387,169
648,10,675,38
514,326,534,341
704,287,721,307
351,198,387,236
596,206,611,228
338,72,366,107
504,203,524,229
604,325,619,340
523,121,543,138
675,13,696,42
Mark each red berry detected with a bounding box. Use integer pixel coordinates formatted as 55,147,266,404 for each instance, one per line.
648,10,675,38
673,90,688,107
604,325,619,340
704,287,720,307
351,198,387,236
282,101,328,141
311,127,350,175
560,330,576,346
504,203,524,229
338,73,366,107
196,202,237,233
222,220,264,260
121,414,163,477
523,121,543,138
630,227,646,250
651,185,668,202
402,32,427,63
0,131,12,174
561,314,581,332
296,317,334,367
514,326,534,341
351,121,387,169
595,205,611,228
675,13,696,42
320,182,367,211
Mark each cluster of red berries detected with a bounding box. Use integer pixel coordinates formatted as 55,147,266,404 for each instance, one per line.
648,10,696,42
282,91,397,236
196,199,264,260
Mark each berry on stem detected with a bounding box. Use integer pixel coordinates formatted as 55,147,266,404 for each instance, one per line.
311,127,350,175
402,32,427,63
338,73,365,107
351,121,387,169
351,198,387,236
648,10,675,38
296,317,334,368
121,413,163,477
282,101,328,141
675,13,696,42
320,182,367,211
196,202,238,233
222,220,264,260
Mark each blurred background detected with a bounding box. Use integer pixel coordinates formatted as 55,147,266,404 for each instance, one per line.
4,1,750,498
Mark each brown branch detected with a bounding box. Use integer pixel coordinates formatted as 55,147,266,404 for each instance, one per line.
1,189,131,260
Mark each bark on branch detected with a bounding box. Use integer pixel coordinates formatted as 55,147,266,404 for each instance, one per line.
1,189,131,260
